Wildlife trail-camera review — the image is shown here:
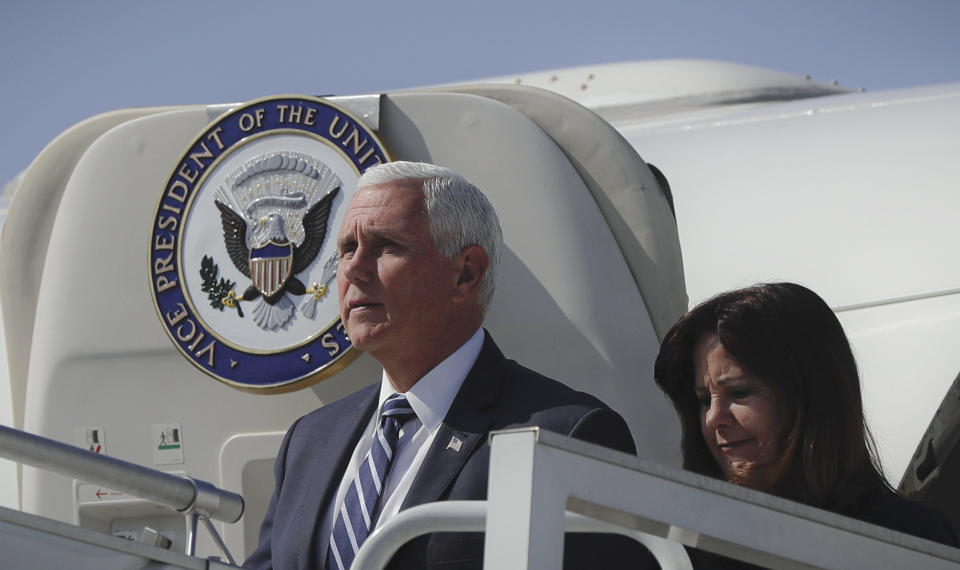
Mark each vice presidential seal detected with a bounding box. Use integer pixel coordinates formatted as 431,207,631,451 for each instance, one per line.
149,95,390,392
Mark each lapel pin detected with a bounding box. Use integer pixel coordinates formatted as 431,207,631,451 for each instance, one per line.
446,435,463,453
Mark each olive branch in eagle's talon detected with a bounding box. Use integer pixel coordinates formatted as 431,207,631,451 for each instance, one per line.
200,255,244,318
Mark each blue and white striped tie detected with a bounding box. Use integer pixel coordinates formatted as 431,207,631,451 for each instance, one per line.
327,393,415,570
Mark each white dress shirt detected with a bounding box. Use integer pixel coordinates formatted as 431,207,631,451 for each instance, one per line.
318,328,485,555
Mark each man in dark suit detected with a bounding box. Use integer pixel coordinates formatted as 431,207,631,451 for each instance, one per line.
245,161,651,570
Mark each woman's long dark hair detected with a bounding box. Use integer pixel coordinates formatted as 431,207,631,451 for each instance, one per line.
654,282,891,509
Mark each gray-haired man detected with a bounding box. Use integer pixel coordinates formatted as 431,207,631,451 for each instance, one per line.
246,161,652,569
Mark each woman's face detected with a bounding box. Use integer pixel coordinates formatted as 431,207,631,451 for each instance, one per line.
693,333,785,484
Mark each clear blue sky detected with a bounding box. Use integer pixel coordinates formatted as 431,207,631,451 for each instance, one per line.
1,0,958,186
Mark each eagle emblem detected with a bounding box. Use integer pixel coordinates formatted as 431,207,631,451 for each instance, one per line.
212,151,341,330
150,93,390,391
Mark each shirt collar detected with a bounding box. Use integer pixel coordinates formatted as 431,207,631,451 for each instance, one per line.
377,328,485,432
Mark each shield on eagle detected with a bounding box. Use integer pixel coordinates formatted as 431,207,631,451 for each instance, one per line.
249,241,294,298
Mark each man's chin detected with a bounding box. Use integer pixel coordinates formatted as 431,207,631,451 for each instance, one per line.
344,326,386,353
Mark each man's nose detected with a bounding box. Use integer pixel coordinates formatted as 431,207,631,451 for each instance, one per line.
339,248,372,284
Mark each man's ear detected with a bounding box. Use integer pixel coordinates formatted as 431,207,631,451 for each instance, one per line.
452,245,489,302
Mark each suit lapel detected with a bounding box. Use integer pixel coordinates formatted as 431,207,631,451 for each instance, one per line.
401,332,506,508
299,385,378,568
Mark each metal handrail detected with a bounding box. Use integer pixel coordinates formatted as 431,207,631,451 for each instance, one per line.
483,428,960,570
0,424,243,523
352,501,692,570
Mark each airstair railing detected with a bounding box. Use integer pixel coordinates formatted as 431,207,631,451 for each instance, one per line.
352,501,692,570
483,427,960,569
353,427,960,570
0,424,243,564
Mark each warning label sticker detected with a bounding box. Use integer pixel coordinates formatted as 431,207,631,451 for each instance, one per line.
151,423,184,465
74,426,106,454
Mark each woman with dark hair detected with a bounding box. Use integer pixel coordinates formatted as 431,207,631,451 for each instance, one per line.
654,282,955,566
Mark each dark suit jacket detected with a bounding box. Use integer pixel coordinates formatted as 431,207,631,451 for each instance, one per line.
244,332,655,570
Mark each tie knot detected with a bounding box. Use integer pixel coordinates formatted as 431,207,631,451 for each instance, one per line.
381,393,414,420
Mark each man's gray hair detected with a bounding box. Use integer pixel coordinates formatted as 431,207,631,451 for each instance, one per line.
356,161,503,310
